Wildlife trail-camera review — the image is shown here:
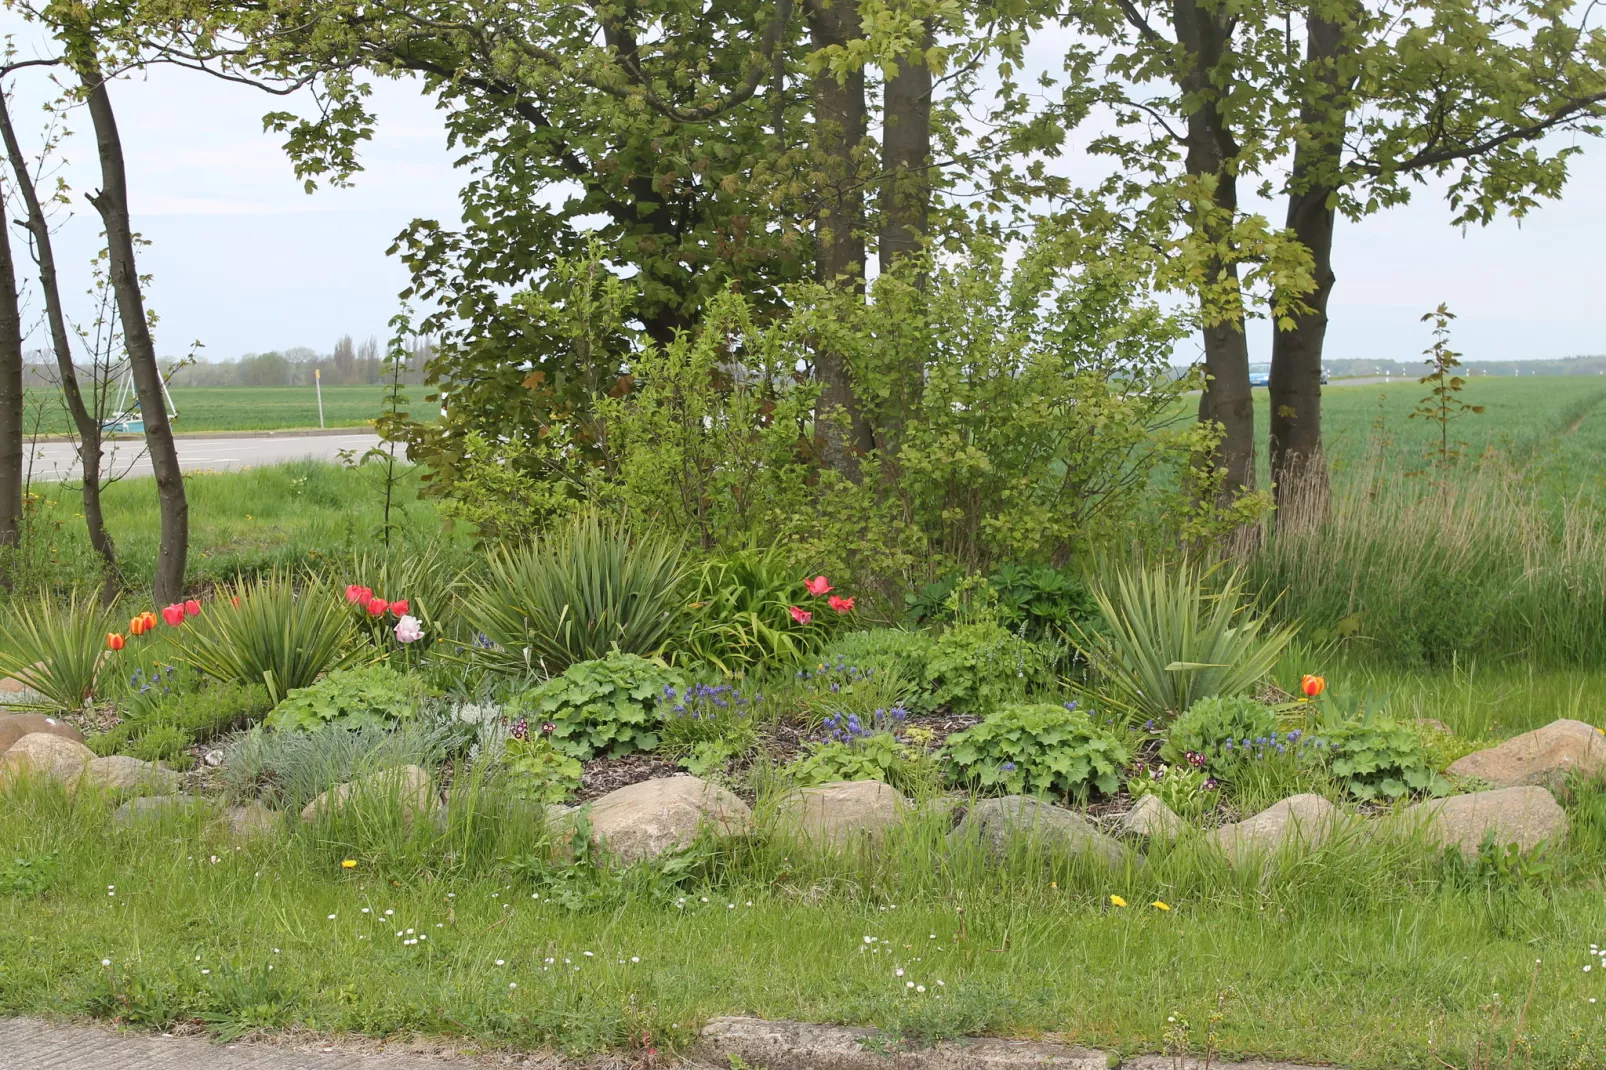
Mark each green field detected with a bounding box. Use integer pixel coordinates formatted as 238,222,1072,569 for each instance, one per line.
20,385,398,435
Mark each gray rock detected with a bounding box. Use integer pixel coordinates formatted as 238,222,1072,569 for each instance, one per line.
112,794,201,827
0,713,85,754
203,749,226,768
587,774,750,863
951,795,1128,866
222,802,280,839
79,755,181,796
1208,793,1342,864
1446,718,1606,791
773,779,909,849
1117,794,1186,841
300,764,434,824
1391,785,1567,860
0,732,94,786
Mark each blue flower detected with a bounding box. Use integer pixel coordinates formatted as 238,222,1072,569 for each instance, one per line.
1001,761,1017,772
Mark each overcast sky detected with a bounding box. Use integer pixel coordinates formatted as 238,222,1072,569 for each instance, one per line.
3,15,1603,367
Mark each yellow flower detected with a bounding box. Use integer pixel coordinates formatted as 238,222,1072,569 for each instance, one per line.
1109,895,1127,908
1151,900,1171,911
341,859,357,869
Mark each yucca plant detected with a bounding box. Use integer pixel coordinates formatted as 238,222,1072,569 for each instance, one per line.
1073,562,1298,724
463,514,686,677
0,592,118,710
180,575,357,702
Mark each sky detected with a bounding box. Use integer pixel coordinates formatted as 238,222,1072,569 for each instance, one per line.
2,14,1603,367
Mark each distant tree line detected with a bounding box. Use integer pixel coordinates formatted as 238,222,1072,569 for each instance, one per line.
1323,355,1606,378
18,335,433,390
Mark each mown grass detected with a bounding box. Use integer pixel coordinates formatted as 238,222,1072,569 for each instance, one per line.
20,385,407,435
1,778,1604,1066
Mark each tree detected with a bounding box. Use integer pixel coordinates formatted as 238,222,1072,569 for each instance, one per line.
0,168,22,583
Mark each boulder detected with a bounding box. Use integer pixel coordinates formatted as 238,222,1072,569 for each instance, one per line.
773,780,908,849
300,764,434,824
0,713,84,755
951,795,1128,866
1446,719,1606,791
112,794,201,828
0,732,95,786
1208,793,1342,864
221,802,279,839
1116,794,1186,841
587,775,750,863
78,755,182,796
1393,786,1567,860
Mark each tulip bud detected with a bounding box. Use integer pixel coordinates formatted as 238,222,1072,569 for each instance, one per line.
106,633,126,651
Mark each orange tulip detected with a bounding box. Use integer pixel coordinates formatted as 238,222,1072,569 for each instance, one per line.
106,632,126,651
1301,674,1326,698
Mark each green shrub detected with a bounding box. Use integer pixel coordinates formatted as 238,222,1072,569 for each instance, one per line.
819,629,937,710
0,592,117,710
659,682,760,777
908,565,1099,643
1326,717,1450,802
180,575,355,701
513,653,685,760
132,725,191,766
464,514,686,676
924,622,1056,716
944,702,1130,800
783,651,924,724
1074,562,1298,724
501,735,584,803
265,667,429,732
92,681,273,762
1160,695,1279,777
1127,763,1220,818
785,733,933,795
682,547,822,674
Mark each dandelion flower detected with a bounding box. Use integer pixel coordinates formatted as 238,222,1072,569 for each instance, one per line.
1110,895,1128,908
1151,901,1171,911
341,860,357,869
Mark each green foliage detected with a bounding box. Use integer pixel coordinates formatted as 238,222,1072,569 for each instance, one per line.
815,631,935,711
907,565,1099,643
502,735,584,804
1326,718,1451,802
463,514,685,677
681,547,821,675
658,683,759,778
785,734,933,796
132,725,191,766
1127,763,1220,819
514,654,685,761
265,667,429,732
92,681,271,766
944,703,1131,801
0,592,116,710
924,622,1056,716
1160,695,1279,776
0,853,58,896
179,576,355,702
1075,563,1298,724
784,651,924,724
431,431,582,549
1410,305,1486,471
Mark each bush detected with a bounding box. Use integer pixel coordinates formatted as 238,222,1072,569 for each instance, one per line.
1127,763,1220,818
786,733,932,796
907,565,1099,643
463,514,685,676
132,725,191,766
265,667,430,732
783,651,924,724
1160,695,1279,778
819,629,937,709
1074,562,1298,724
501,734,584,803
513,653,685,760
924,622,1057,716
944,702,1130,800
1326,717,1451,802
180,576,355,701
682,548,824,675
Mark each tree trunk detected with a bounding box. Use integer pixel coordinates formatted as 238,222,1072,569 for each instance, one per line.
1269,7,1353,525
80,68,187,602
1171,0,1256,512
806,0,875,473
0,89,118,589
0,194,22,585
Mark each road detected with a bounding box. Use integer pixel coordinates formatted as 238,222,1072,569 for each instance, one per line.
23,431,385,483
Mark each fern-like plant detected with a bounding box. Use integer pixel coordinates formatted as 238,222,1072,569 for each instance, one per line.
0,592,117,710
464,514,686,676
1074,563,1297,724
179,575,356,701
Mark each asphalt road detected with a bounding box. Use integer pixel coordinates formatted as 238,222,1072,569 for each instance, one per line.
23,432,385,483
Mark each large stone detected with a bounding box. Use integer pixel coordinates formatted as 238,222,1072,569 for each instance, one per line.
588,774,751,863
949,795,1129,866
0,713,84,755
1208,793,1342,864
0,732,94,786
221,802,280,839
1116,794,1186,841
112,794,201,828
78,755,182,796
1393,786,1568,860
774,780,908,849
300,765,434,824
1446,719,1606,791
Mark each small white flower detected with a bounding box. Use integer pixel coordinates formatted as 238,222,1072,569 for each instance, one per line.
916,985,926,993
508,982,517,989
361,908,371,914
406,928,415,935
495,959,505,966
895,968,905,977
631,956,640,963
101,959,110,967
905,981,914,989
583,951,594,957
384,909,394,916
327,914,337,920
201,969,211,975
272,948,280,954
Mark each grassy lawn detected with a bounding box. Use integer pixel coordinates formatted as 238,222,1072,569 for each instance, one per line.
21,385,414,435
2,783,1603,1067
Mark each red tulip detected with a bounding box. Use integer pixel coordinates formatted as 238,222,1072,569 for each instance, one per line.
365,596,390,617
161,604,186,627
388,599,409,617
183,599,201,617
788,605,812,625
804,575,832,597
828,595,855,614
106,632,126,651
129,614,149,636
1301,674,1326,698
346,584,372,604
